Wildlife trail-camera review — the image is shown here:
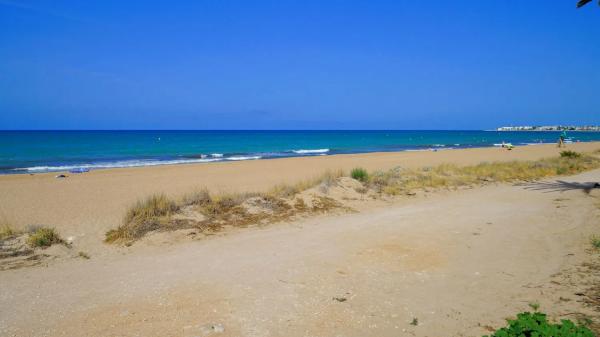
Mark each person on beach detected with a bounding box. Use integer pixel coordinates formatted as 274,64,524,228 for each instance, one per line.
558,130,567,147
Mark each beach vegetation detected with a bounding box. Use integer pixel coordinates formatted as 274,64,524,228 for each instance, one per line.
78,251,90,259
0,223,18,241
27,227,63,248
366,154,600,195
482,312,594,337
268,170,344,198
105,194,178,242
105,153,600,244
181,188,212,206
350,167,369,182
590,235,600,250
560,150,582,158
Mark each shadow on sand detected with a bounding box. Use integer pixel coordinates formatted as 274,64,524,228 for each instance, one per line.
519,180,600,194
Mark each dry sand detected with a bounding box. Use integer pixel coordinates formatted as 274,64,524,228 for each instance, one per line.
1,143,600,336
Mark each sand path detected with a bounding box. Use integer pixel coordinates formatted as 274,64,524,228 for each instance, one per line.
1,169,599,337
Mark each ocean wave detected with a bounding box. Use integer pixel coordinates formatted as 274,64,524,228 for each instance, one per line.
14,158,223,172
211,153,224,158
225,156,262,161
522,142,551,146
292,148,330,154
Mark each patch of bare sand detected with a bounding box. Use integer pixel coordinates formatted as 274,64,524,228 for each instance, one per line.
1,169,600,336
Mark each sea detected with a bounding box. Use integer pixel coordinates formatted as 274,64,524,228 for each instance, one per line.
1,130,600,174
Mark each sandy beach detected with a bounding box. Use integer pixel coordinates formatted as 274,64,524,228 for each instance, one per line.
1,142,599,243
1,143,600,337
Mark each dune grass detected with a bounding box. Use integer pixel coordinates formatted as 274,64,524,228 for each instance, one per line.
367,153,600,195
106,152,600,243
27,227,63,248
560,150,582,158
351,167,369,182
181,187,212,206
591,235,600,250
268,169,344,198
106,170,345,243
105,194,178,243
0,223,17,241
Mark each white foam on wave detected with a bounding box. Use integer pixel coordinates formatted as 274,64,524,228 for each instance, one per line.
211,153,224,158
225,156,262,161
523,142,550,146
292,148,330,154
15,158,223,172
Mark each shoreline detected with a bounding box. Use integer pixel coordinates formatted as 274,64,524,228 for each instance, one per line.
4,130,600,175
3,140,600,177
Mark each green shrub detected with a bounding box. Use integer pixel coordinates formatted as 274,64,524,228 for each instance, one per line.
483,312,594,337
591,235,600,250
27,227,63,248
351,167,369,182
560,150,581,158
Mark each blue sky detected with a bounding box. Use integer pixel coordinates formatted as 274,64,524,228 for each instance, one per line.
0,0,598,130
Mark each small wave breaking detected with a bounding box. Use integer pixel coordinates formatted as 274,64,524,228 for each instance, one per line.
292,148,330,154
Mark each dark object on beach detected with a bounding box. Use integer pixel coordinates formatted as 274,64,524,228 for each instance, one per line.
55,174,67,179
332,297,347,302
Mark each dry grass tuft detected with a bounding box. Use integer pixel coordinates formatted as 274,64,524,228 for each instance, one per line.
105,194,178,242
0,223,18,241
27,227,63,248
268,170,344,198
181,188,212,206
366,154,600,195
106,170,347,243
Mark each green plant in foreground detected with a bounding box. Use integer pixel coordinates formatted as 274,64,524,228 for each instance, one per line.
351,167,369,182
27,227,63,248
560,150,582,158
591,235,600,250
483,312,594,337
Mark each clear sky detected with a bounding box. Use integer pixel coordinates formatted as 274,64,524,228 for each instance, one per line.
0,1,598,130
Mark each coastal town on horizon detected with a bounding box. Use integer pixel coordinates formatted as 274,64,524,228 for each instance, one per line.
497,125,600,131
